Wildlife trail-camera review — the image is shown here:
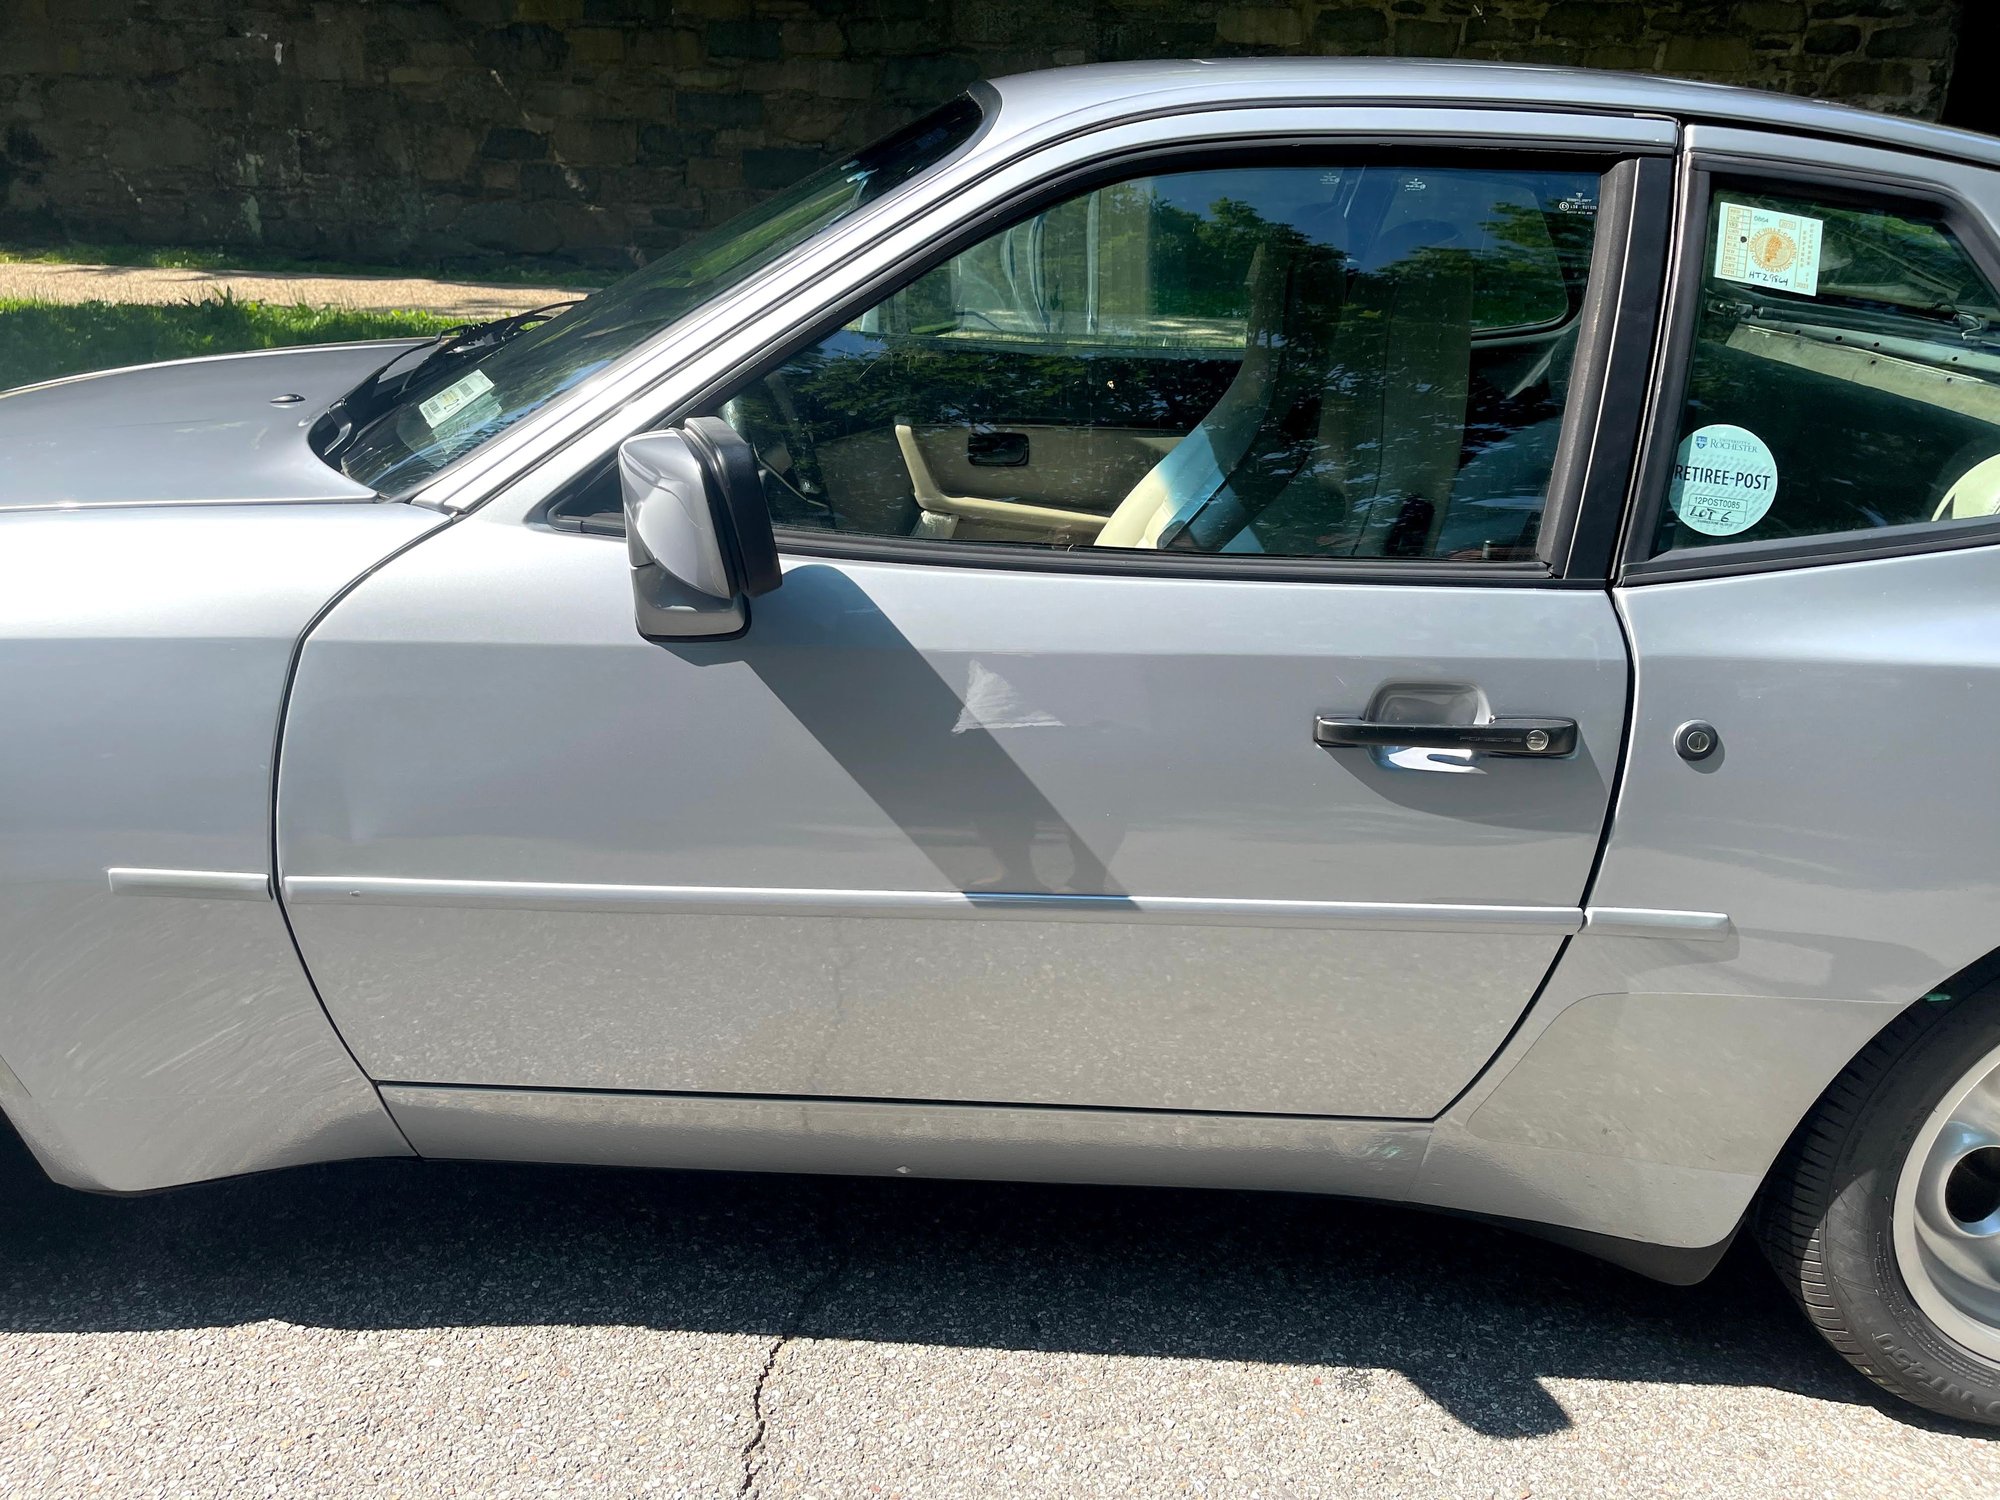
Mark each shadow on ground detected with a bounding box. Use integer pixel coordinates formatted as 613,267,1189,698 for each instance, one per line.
0,1121,1939,1439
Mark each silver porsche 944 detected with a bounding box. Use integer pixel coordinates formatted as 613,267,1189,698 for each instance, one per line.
7,60,2000,1424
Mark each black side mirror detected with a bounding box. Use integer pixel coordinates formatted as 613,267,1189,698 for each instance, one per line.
620,416,780,641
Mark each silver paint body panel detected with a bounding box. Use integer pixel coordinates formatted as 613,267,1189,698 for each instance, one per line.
0,341,418,508
1417,544,2000,1247
277,521,1627,1116
384,1085,1429,1199
0,503,436,1189
4,66,2000,1274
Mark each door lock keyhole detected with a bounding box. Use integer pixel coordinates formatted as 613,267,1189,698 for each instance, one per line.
1674,720,1719,762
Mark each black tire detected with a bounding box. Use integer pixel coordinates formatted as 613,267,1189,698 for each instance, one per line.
1754,992,2000,1424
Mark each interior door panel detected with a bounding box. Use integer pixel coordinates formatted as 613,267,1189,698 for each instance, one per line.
908,424,1179,509
895,425,1182,543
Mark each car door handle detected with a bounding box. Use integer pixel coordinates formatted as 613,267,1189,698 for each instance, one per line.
1313,716,1577,757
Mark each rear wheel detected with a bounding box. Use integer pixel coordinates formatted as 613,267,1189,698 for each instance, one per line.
1755,993,2000,1424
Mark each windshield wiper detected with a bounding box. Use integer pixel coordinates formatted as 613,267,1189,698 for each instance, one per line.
316,300,584,460
401,299,585,382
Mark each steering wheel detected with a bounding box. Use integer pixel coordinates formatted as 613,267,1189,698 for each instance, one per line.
727,370,835,529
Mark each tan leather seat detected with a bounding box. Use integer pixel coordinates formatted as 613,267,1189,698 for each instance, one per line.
1239,224,1474,556
1935,453,2000,520
1092,239,1321,549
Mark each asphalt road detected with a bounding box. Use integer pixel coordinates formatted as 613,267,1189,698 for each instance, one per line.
2,1125,1995,1499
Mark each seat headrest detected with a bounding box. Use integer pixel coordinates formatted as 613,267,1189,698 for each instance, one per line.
1936,452,2000,521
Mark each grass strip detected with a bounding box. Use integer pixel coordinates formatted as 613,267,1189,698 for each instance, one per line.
0,297,456,391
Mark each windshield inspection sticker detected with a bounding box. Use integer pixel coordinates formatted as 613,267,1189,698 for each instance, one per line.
1670,423,1778,536
418,367,495,430
1714,201,1823,298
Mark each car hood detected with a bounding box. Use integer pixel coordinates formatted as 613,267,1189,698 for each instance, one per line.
0,340,428,509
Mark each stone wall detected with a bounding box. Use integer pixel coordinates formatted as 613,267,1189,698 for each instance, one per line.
0,0,1966,273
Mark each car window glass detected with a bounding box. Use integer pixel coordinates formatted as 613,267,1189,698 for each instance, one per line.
709,161,1603,562
1651,184,2000,556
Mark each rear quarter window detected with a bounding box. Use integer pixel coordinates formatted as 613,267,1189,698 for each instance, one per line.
1652,183,2000,557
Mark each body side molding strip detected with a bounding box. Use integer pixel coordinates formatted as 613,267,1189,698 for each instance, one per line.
283,875,1585,935
1582,906,1733,940
107,867,272,900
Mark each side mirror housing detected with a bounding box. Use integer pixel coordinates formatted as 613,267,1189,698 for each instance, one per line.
620,416,780,641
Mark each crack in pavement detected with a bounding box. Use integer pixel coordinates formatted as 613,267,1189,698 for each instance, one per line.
739,1199,854,1498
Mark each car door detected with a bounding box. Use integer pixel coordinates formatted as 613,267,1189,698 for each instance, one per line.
277,117,1670,1119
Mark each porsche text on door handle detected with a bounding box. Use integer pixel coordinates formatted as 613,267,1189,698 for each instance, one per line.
1313,716,1578,757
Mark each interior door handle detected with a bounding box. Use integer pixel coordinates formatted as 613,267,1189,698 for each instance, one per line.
968,429,1029,466
1313,716,1577,757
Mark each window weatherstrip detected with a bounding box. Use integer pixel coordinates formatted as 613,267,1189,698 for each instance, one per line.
1550,154,1676,581
769,531,1562,585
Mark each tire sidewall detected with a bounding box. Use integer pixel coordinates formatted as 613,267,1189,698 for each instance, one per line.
1821,1001,2000,1421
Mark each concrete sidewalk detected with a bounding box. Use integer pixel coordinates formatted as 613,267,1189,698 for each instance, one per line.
0,260,583,320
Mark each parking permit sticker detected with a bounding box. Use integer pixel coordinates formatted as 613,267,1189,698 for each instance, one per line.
1714,201,1823,297
418,368,495,430
1670,424,1778,536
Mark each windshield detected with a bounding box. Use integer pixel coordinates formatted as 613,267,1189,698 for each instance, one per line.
337,95,984,494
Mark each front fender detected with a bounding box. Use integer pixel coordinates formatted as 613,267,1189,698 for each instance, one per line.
0,502,441,1191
